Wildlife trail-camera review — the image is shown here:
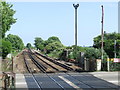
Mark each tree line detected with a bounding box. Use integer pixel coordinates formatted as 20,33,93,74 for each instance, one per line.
27,36,65,58
29,32,120,61
0,2,24,59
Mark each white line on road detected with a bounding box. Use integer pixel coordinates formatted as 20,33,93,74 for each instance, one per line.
16,82,27,84
32,75,41,89
58,76,79,88
109,81,118,83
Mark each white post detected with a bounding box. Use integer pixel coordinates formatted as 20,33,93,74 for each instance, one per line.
107,58,110,71
96,59,101,71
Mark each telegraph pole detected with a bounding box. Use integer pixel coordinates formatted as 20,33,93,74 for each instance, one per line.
73,4,79,59
101,5,104,69
114,40,116,58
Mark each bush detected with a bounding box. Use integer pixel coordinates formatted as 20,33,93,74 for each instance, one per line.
109,61,120,71
2,39,12,59
5,34,24,51
0,39,2,56
84,47,108,60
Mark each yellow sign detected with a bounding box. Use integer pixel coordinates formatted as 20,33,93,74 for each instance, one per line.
107,58,114,61
107,58,109,61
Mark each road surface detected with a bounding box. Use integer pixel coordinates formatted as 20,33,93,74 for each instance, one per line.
15,72,120,90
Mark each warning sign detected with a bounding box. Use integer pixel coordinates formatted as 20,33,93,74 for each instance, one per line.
114,58,120,63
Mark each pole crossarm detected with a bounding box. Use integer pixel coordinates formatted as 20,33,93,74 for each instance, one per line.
73,4,79,9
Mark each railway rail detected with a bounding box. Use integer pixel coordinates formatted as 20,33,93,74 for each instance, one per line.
31,52,68,72
35,51,74,71
23,51,42,89
31,49,81,72
23,50,65,89
23,51,40,73
28,49,78,73
23,50,81,89
19,49,118,89
26,49,95,89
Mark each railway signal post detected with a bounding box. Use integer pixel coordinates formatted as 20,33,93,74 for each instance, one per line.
114,40,116,58
73,3,79,60
101,5,104,70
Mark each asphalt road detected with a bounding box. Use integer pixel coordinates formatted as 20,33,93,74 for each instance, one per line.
16,72,120,90
88,72,119,86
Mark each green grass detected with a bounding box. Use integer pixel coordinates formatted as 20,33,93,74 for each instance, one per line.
2,58,12,72
11,50,22,57
47,52,60,59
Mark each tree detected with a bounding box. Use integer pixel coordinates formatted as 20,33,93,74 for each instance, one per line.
1,39,12,59
34,36,62,52
65,45,85,60
45,41,65,58
45,41,64,54
5,34,24,51
0,2,17,59
60,45,108,62
44,36,64,54
0,2,16,38
59,46,86,61
26,43,32,48
0,39,2,56
93,32,120,58
84,47,108,59
34,37,44,51
47,36,61,44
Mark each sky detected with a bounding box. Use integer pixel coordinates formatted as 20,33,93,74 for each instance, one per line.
6,2,118,47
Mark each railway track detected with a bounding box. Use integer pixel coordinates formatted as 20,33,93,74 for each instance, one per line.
22,49,97,89
23,49,69,73
27,49,95,88
23,51,41,89
24,49,82,75
28,51,57,73
33,50,81,72
23,50,65,90
23,51,40,73
22,49,118,89
31,52,68,72
27,49,77,73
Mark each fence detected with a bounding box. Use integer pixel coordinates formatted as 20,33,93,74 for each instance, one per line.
84,58,97,71
1,72,15,89
109,59,120,71
84,58,120,71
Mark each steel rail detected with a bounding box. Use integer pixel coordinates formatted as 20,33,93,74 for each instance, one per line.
27,49,65,90
34,50,74,71
28,52,47,73
64,72,116,89
64,72,95,89
33,52,66,72
25,49,92,89
23,51,42,89
29,49,92,89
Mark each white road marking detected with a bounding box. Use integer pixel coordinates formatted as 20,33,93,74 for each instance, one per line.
58,76,79,88
109,81,118,83
16,74,28,88
32,75,41,89
16,82,27,84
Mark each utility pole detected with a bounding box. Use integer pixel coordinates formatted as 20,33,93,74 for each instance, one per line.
101,5,104,69
114,40,116,58
73,4,79,60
